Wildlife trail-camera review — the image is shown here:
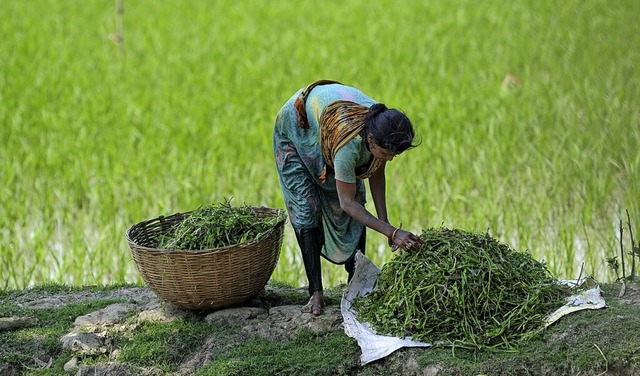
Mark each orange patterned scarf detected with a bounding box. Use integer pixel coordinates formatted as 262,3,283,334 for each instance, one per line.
318,101,384,183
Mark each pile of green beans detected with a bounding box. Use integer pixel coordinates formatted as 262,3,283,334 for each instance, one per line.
156,202,280,250
353,227,569,351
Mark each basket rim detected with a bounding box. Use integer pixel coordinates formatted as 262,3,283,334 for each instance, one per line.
125,206,286,254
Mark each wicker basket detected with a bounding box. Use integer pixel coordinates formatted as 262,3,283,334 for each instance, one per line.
126,206,286,311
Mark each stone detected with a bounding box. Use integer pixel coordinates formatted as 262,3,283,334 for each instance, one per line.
19,297,63,309
136,307,176,323
60,332,104,352
74,303,136,328
74,363,134,376
0,316,38,331
63,357,79,372
205,306,268,322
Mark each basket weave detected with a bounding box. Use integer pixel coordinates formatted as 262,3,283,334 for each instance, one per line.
126,206,286,310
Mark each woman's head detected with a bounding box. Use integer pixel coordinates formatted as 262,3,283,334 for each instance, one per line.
365,103,418,158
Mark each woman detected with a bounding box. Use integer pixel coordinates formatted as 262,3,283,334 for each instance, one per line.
273,80,423,315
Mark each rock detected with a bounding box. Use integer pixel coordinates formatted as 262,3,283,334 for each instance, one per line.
178,336,223,375
136,307,176,323
63,357,79,372
144,300,162,310
110,349,121,361
205,306,268,322
19,297,64,309
104,287,158,304
74,303,137,328
138,367,165,375
60,332,104,352
423,364,444,376
0,316,38,331
33,356,53,369
74,363,135,376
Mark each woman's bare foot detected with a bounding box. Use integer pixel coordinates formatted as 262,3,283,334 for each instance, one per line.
301,291,325,316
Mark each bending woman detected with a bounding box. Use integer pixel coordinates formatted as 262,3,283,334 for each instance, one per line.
273,80,423,316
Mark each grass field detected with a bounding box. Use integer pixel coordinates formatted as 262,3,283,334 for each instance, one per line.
1,0,638,290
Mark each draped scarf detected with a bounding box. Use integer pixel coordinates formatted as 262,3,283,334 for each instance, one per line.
318,101,384,183
294,79,342,129
294,80,384,183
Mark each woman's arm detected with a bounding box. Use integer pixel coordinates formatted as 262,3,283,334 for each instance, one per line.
336,178,422,250
368,161,388,223
336,179,394,237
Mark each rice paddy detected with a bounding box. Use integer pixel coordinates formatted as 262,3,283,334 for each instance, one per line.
1,0,638,290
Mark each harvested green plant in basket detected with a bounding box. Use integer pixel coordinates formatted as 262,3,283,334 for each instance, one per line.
156,201,284,250
352,226,571,351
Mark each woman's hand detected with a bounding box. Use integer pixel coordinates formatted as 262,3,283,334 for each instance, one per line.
389,228,423,252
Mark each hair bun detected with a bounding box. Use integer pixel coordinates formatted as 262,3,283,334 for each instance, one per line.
367,103,388,119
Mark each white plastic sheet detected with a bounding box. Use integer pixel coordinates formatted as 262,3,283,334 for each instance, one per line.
341,251,606,365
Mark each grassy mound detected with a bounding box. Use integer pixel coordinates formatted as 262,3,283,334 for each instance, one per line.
353,227,571,351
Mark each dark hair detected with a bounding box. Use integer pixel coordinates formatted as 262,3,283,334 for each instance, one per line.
365,103,419,154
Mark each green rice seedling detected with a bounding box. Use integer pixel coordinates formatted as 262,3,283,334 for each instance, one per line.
353,227,570,351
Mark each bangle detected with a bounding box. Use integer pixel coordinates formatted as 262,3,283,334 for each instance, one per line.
388,228,399,246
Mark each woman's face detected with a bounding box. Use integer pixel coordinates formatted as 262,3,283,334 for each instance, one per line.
367,133,396,161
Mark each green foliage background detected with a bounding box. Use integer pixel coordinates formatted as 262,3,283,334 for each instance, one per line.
1,0,638,289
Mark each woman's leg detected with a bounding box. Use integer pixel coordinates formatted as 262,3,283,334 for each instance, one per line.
294,227,325,315
345,227,366,283
274,128,325,314
294,227,324,296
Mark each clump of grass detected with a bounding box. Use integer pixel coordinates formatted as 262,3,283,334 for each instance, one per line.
606,209,639,282
353,226,570,351
156,201,282,250
199,330,358,376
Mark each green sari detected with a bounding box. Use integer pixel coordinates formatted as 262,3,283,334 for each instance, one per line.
273,82,380,263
